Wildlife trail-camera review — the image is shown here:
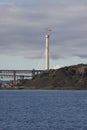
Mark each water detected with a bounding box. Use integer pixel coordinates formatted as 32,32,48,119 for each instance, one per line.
0,90,87,130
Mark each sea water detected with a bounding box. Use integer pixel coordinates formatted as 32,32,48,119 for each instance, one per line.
0,90,87,130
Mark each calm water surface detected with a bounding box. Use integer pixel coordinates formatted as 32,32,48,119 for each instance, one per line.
0,90,87,130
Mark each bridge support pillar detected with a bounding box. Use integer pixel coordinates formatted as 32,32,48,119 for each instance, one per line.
32,69,35,78
13,70,16,84
45,34,50,70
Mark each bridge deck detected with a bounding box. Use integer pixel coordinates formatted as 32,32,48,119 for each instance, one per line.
0,70,44,73
0,69,45,80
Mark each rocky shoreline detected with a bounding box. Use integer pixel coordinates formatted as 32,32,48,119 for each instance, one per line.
1,64,87,90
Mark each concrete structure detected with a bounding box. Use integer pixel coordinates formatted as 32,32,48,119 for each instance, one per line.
45,29,51,70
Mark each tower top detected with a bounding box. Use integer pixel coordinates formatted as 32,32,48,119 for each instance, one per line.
47,28,51,36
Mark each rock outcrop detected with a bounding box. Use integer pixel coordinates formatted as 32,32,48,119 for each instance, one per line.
18,64,87,89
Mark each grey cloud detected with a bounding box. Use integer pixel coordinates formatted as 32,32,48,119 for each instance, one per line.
0,1,87,59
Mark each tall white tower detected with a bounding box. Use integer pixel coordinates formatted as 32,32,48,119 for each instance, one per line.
45,29,51,70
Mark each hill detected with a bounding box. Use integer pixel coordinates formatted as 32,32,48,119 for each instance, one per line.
17,64,87,89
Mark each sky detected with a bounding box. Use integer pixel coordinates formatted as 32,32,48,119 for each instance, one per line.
0,0,87,70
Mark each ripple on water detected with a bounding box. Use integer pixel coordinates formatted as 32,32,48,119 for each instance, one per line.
0,90,87,130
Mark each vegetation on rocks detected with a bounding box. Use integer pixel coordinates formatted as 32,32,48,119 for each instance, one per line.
17,64,87,89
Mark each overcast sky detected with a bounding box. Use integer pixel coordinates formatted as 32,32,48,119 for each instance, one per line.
0,0,87,70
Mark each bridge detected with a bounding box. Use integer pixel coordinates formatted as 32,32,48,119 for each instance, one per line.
0,69,45,84
0,30,51,85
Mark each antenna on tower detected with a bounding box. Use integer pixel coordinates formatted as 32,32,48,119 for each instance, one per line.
47,28,51,36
